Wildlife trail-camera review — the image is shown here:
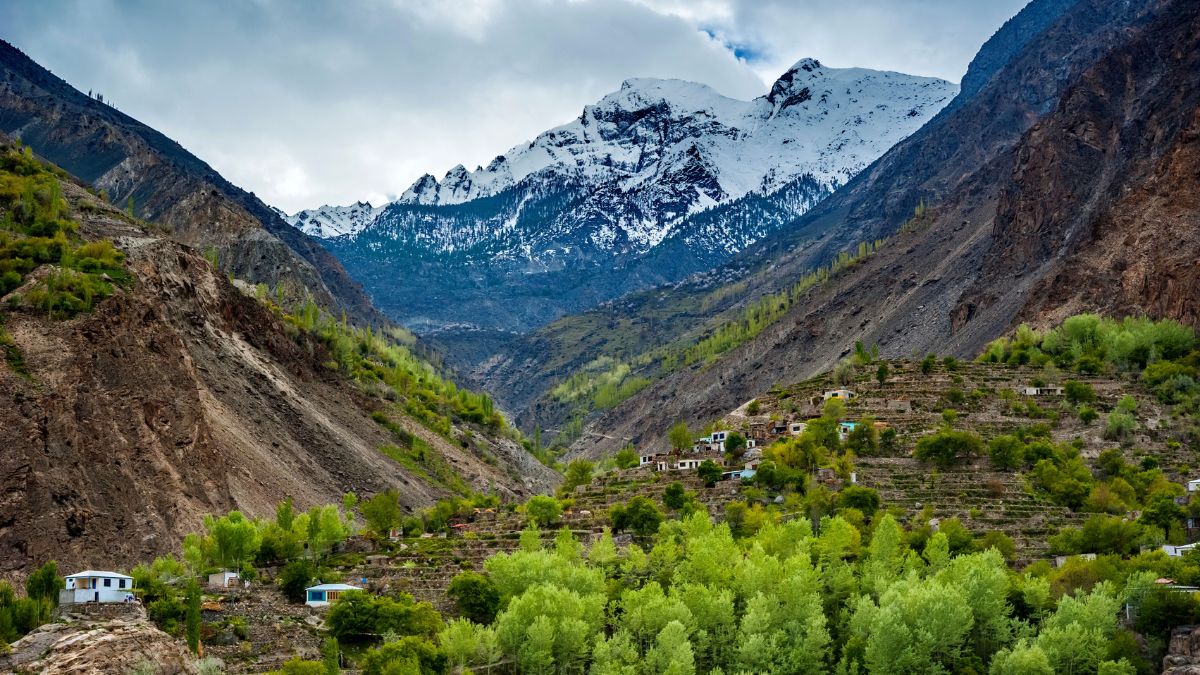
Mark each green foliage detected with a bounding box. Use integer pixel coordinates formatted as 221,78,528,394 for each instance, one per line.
447,571,500,625
277,298,514,450
525,495,564,528
914,429,984,468
279,559,318,603
359,635,447,675
24,561,63,605
0,144,127,319
326,591,443,643
920,354,937,375
614,445,640,470
980,315,1195,373
696,459,722,487
663,482,689,510
610,496,663,537
560,459,594,495
668,422,691,452
1064,380,1097,404
185,580,201,655
361,490,403,539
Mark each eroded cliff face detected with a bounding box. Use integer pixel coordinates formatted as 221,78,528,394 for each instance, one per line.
976,4,1200,327
0,176,555,576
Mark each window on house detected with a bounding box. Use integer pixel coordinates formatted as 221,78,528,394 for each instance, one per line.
119,580,126,589
103,578,111,587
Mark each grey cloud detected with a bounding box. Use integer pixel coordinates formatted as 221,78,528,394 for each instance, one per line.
0,0,1025,211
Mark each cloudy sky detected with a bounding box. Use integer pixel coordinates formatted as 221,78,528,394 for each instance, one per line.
2,0,1027,213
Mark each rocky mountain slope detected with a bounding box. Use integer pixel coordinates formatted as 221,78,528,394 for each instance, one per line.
296,61,955,333
0,142,555,576
0,40,382,326
473,0,1197,455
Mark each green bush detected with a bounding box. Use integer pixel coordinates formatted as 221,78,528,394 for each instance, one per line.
914,429,983,468
447,571,500,625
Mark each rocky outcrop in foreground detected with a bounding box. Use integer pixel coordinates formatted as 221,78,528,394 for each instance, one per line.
0,604,200,675
1164,625,1200,674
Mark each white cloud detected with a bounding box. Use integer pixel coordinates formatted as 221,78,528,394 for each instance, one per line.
0,0,1027,212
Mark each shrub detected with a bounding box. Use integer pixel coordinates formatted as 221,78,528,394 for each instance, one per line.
279,559,317,603
697,459,723,487
610,496,663,537
524,495,563,528
613,446,639,470
1078,405,1099,424
1064,380,1097,405
988,435,1024,470
663,482,688,510
914,429,983,468
447,571,500,625
837,485,881,518
920,354,936,374
326,591,443,643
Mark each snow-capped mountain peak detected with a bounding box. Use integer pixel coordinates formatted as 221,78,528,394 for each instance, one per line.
287,200,384,239
289,60,957,331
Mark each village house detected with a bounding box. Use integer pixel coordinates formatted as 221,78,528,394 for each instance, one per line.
207,570,240,589
1187,478,1200,493
305,583,361,607
1163,543,1199,558
656,456,723,472
838,421,858,442
639,453,655,467
789,421,806,436
1020,385,1064,396
770,420,789,435
60,570,136,605
823,389,856,401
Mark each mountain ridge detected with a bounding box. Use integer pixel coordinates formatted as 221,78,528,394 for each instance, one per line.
290,59,956,333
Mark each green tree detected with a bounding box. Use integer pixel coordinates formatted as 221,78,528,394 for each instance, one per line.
920,354,936,375
914,429,983,469
724,432,747,459
25,561,63,607
614,446,640,470
326,591,443,643
359,636,446,675
494,584,605,674
1064,380,1096,404
697,460,723,487
361,490,402,540
204,511,262,570
669,423,692,453
321,636,340,675
561,459,595,494
185,580,201,655
988,435,1024,470
611,496,664,537
447,571,500,625
876,362,889,387
279,559,317,603
525,495,563,528
663,482,689,510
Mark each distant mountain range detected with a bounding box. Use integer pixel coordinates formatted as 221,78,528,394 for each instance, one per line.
288,59,956,333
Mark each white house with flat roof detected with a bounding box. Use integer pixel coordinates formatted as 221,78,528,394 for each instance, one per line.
305,583,361,607
60,570,135,604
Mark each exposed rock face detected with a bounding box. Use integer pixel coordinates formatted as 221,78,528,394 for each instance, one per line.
531,0,1198,458
0,39,382,326
1165,625,1200,674
0,604,199,675
0,173,555,576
